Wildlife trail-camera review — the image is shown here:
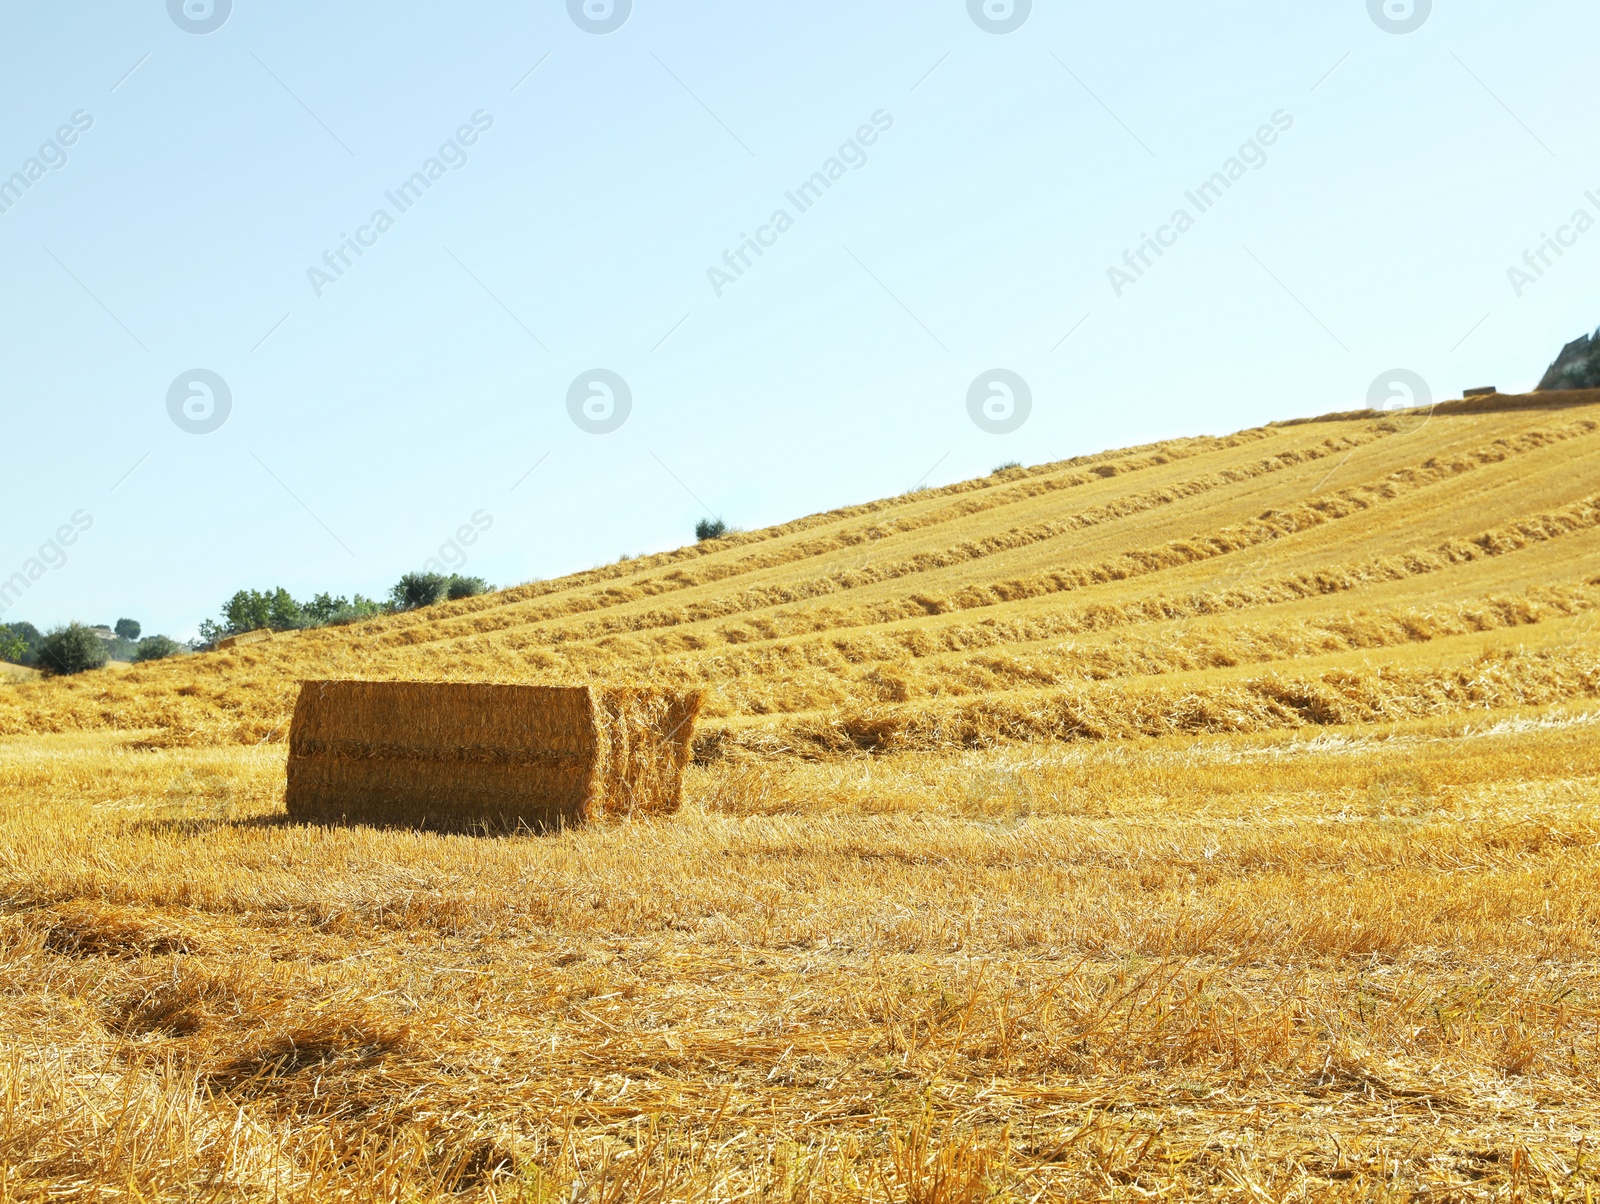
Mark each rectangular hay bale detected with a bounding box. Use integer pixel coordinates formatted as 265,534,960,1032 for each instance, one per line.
217,629,273,650
285,680,703,832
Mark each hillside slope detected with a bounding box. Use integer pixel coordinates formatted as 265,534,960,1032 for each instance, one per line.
6,389,1598,753
5,390,1600,1201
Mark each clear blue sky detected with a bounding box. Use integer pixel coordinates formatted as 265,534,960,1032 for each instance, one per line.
2,1,1595,639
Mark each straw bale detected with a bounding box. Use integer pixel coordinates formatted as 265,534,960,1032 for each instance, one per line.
285,681,703,832
590,687,705,820
216,630,273,650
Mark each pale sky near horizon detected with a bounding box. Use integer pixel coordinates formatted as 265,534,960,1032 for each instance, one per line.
2,0,1597,639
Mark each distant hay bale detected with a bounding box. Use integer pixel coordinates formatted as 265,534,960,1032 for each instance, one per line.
216,629,273,650
284,681,703,832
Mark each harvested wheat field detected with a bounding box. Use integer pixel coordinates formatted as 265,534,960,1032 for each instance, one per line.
3,392,1600,1200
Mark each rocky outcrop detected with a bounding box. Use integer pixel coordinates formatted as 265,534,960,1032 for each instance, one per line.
1536,326,1600,391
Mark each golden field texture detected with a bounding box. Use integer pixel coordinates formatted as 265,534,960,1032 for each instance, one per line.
3,392,1600,1199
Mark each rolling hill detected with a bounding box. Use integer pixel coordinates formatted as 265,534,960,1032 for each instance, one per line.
6,389,1598,752
4,389,1599,1201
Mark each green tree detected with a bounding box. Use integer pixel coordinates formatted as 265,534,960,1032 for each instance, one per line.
390,572,450,611
695,518,727,541
132,635,184,663
212,588,306,636
446,575,491,600
303,593,341,626
34,623,109,676
114,618,141,640
267,587,305,630
0,622,42,666
221,589,272,635
202,587,389,645
303,592,387,626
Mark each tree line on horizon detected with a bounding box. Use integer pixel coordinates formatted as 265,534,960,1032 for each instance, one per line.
0,618,186,676
4,516,747,678
2,570,493,677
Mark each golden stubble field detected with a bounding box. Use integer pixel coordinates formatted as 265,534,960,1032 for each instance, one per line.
4,711,1599,1200
3,394,1599,1200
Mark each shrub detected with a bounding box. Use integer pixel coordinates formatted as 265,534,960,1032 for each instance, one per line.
133,635,184,663
446,575,490,600
114,618,141,641
104,635,140,662
390,572,450,612
696,518,728,542
991,461,1022,475
34,623,109,676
